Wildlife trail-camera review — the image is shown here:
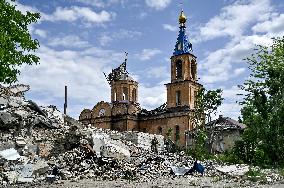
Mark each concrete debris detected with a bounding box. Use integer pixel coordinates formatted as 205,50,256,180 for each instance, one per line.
0,148,20,160
33,160,49,175
17,177,34,183
16,137,26,147
3,171,19,184
15,163,33,178
170,166,192,176
0,84,283,186
215,164,249,176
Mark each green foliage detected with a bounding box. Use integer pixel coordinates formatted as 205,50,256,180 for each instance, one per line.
191,88,224,128
186,128,211,160
0,0,40,84
216,150,243,164
278,168,284,177
166,127,173,139
236,37,284,167
188,88,223,158
245,167,266,183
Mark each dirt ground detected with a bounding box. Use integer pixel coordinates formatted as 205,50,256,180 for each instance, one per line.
12,177,284,188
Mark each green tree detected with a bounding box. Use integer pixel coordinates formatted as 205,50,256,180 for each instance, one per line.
235,37,284,166
189,87,224,157
191,87,224,129
0,0,40,84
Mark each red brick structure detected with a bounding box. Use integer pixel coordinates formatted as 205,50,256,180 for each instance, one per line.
79,11,202,146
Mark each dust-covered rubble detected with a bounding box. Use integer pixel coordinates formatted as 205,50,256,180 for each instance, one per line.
0,84,283,187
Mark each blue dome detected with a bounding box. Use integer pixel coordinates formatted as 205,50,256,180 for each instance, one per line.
173,25,193,56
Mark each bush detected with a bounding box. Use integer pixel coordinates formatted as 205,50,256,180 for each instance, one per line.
245,167,266,183
216,150,243,164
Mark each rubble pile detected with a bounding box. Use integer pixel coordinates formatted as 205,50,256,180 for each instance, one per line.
0,84,283,187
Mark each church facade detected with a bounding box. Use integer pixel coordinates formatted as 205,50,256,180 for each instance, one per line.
79,11,202,146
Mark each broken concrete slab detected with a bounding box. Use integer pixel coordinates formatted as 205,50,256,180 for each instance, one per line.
92,133,109,157
215,164,249,176
16,137,26,147
33,160,49,175
16,163,33,178
0,148,20,160
170,166,192,176
17,177,34,183
92,133,130,159
41,105,64,127
101,143,130,160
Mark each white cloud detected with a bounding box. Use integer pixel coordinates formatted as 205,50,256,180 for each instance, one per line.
234,68,246,76
146,66,169,78
162,24,178,32
18,45,125,118
252,14,284,35
12,1,115,25
12,1,39,15
197,0,273,41
211,85,247,120
145,0,171,10
138,49,162,61
34,29,47,38
200,35,274,84
43,6,115,24
47,35,90,48
139,83,167,109
98,30,142,46
75,0,122,7
98,35,113,46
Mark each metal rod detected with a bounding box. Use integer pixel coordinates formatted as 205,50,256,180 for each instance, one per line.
64,85,67,115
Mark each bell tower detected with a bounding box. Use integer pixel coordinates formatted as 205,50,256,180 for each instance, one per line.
166,10,201,109
105,53,138,103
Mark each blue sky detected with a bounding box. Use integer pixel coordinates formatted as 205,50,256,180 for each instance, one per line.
13,0,284,120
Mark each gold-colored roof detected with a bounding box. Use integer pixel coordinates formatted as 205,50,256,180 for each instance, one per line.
179,10,187,24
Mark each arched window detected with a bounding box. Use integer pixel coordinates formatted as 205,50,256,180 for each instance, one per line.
99,108,105,117
175,125,180,142
123,87,128,100
158,127,162,135
175,60,182,79
175,90,181,106
132,88,137,102
114,92,117,101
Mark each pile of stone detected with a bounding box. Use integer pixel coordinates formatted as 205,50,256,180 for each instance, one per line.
0,84,283,187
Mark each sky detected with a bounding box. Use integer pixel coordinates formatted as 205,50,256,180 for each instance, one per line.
12,0,284,120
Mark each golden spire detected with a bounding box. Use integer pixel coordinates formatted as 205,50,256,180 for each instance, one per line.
179,10,187,25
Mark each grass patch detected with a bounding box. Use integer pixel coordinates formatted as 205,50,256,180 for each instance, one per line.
278,168,284,177
216,151,244,164
245,167,266,183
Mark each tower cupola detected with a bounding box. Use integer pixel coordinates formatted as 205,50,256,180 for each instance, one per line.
173,10,193,56
105,53,138,103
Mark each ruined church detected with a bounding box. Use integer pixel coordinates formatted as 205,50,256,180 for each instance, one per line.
79,11,202,146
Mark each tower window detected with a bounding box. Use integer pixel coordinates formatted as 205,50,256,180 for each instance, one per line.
175,60,182,79
191,60,196,80
176,90,181,106
158,127,162,135
99,108,106,117
114,92,117,101
123,87,128,100
132,88,137,102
